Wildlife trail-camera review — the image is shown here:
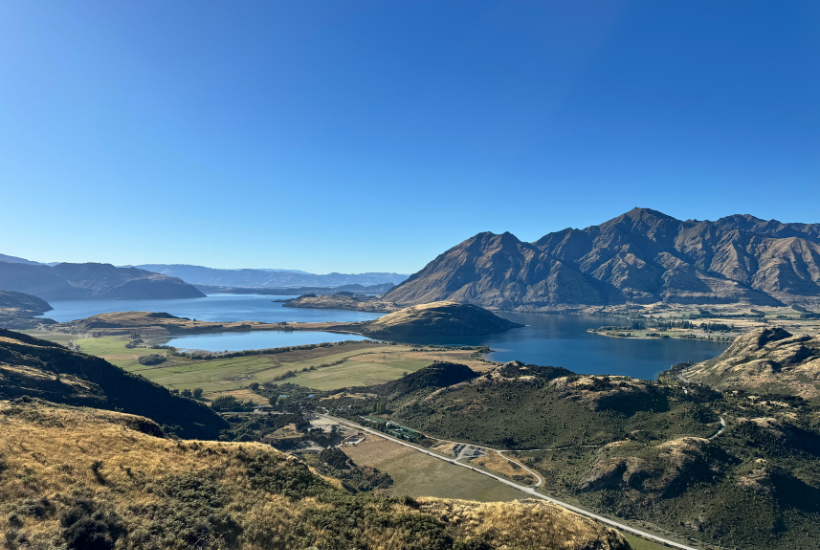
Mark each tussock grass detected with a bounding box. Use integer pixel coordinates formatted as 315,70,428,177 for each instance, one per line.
0,399,629,550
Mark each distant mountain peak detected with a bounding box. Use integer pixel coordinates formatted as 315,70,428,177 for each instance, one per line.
624,207,675,220
384,209,820,310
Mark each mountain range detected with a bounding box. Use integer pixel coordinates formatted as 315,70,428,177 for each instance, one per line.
0,261,205,301
384,208,820,310
134,264,409,288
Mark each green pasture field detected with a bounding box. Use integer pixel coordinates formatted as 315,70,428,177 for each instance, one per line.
343,436,529,502
27,332,448,394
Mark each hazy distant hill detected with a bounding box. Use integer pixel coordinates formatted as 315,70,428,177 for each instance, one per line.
384,208,820,310
0,253,43,265
0,261,205,301
136,263,408,288
194,282,395,296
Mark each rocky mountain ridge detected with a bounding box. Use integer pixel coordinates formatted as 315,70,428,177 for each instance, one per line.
384,208,820,309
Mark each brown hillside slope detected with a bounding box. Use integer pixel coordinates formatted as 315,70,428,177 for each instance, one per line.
384,208,820,310
680,327,820,397
0,399,629,550
360,301,523,339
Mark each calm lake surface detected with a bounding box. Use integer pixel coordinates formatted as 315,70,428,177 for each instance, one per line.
42,295,728,379
435,311,729,381
43,294,385,324
164,331,372,352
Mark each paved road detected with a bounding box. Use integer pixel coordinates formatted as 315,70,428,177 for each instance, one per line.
320,414,701,550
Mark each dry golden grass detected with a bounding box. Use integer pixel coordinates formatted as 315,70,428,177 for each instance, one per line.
419,498,627,550
0,400,628,550
467,452,538,485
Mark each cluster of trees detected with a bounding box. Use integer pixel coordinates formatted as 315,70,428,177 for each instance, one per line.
210,395,255,412
137,354,166,365
169,388,204,399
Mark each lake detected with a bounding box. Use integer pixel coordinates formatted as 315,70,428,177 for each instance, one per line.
43,294,385,324
163,330,372,352
417,311,729,381
42,295,728,379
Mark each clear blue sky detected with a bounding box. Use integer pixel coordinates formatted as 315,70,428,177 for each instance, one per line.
1,1,818,273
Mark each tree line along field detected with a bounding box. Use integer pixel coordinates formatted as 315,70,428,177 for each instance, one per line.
24,332,493,400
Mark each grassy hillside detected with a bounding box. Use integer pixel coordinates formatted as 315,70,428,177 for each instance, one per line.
322,360,820,550
676,326,820,397
0,399,629,550
0,329,226,439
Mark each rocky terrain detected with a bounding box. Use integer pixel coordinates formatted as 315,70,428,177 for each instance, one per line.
282,293,402,312
358,301,523,340
0,260,205,300
0,290,56,329
678,326,820,397
384,208,820,310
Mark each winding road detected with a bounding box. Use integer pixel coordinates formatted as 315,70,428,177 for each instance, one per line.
709,417,727,440
495,449,543,487
320,414,702,550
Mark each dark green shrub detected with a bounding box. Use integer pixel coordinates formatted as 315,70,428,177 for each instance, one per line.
137,354,166,366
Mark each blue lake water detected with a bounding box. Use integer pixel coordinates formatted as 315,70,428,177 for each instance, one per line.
421,311,729,381
41,295,728,379
43,294,385,324
164,331,372,352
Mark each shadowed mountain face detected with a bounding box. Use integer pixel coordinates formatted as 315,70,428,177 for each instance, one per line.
384,208,820,309
0,261,205,300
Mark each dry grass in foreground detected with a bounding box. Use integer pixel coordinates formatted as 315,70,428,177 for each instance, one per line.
0,398,630,550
